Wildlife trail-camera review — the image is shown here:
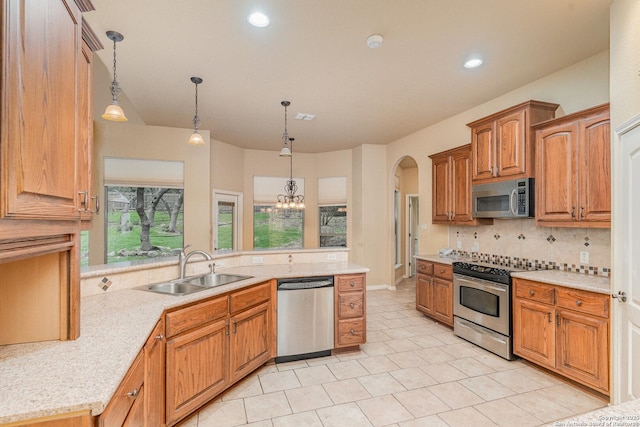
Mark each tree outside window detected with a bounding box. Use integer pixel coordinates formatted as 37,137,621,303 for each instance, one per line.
253,205,303,249
105,186,184,263
319,205,347,247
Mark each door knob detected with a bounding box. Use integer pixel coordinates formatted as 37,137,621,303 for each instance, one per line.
611,291,627,303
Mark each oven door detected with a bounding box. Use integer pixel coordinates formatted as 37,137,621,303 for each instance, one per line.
453,274,510,336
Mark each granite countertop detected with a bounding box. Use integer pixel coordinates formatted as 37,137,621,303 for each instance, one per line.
549,398,640,426
415,254,611,295
0,262,368,424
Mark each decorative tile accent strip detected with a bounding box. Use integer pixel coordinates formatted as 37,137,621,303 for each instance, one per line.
99,277,112,291
494,234,500,240
518,234,526,240
452,251,610,277
546,234,556,243
584,236,590,247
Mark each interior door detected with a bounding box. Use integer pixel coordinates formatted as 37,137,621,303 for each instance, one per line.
612,114,640,404
406,195,419,277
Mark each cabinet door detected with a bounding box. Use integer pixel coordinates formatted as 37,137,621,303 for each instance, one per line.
471,122,495,181
513,298,555,367
229,302,270,384
496,109,527,177
1,0,82,220
166,319,229,426
535,122,579,222
579,113,611,224
77,39,94,223
144,320,165,427
556,309,609,393
431,154,451,223
416,274,433,315
432,278,453,327
450,149,473,222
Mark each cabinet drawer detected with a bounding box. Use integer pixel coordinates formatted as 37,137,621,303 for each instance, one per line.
416,260,434,275
556,287,609,318
166,296,229,337
338,293,364,318
229,281,271,314
514,279,555,305
98,351,144,427
337,318,365,346
337,274,365,292
433,263,452,280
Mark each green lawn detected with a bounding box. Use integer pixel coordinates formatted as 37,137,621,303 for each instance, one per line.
253,211,303,249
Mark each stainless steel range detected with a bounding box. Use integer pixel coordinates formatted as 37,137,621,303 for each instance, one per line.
452,261,525,360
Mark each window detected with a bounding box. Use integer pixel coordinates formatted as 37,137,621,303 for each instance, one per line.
104,158,184,264
80,230,89,267
318,177,348,248
253,176,305,250
214,190,243,252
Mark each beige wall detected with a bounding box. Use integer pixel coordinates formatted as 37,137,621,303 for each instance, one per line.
87,122,211,265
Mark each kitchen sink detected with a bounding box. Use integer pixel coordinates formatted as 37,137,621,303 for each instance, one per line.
178,273,253,287
136,281,209,296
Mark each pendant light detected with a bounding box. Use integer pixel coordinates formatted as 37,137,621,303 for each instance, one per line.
275,100,304,209
101,31,128,122
188,77,205,145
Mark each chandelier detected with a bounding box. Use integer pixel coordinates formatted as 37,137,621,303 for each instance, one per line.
276,101,305,209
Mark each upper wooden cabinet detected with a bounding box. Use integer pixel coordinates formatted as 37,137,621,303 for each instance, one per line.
467,100,559,183
533,104,610,228
429,144,491,225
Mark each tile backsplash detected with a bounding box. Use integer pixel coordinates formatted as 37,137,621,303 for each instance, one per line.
449,219,611,276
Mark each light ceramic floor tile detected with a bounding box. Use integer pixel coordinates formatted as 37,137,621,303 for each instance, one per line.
507,389,577,423
436,406,498,427
473,353,524,372
431,331,465,344
323,378,372,404
385,338,423,352
284,384,333,413
358,355,401,374
357,372,407,397
386,351,427,368
414,346,456,363
366,330,393,343
222,374,264,401
541,384,607,414
428,381,485,409
294,364,337,386
335,349,369,361
276,359,308,371
244,391,293,423
518,366,563,387
409,335,446,349
440,343,483,358
327,359,370,380
245,421,274,427
389,367,438,390
398,415,449,427
393,387,451,418
306,355,340,366
316,402,374,427
459,375,517,401
272,410,324,427
420,361,468,383
357,395,414,427
381,311,410,320
259,370,301,393
179,414,198,427
360,341,396,356
475,398,545,427
197,398,246,427
447,357,497,377
487,368,548,394
385,328,418,339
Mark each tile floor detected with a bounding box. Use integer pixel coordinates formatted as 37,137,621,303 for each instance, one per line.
179,279,607,427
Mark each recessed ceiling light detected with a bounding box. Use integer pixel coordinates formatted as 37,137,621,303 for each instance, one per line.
464,58,483,69
366,34,384,49
248,12,269,27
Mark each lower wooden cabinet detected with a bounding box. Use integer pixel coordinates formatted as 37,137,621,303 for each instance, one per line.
513,278,610,394
415,260,453,327
334,274,367,348
165,280,274,426
3,411,93,427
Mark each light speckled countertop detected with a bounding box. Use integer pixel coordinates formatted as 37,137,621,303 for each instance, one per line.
548,398,640,426
0,262,368,424
415,254,611,294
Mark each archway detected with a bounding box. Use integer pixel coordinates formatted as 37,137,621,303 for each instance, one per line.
392,156,419,285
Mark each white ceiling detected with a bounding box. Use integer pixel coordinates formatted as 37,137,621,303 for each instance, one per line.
84,0,610,153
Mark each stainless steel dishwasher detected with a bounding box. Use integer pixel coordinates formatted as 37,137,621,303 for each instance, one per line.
276,276,334,363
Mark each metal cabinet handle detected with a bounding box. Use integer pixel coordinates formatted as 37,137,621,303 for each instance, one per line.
232,320,237,334
350,281,355,287
579,207,584,220
556,313,560,326
612,291,627,303
155,334,164,341
546,312,551,323
127,389,139,398
575,300,582,306
78,191,89,212
225,321,230,336
571,207,576,219
529,290,535,296
92,195,100,214
350,303,355,308
350,329,356,335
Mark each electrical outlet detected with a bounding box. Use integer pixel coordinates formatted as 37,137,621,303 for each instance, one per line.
456,239,462,249
252,256,263,264
327,253,337,261
580,251,589,264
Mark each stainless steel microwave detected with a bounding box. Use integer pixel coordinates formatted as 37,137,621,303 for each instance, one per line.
472,178,534,218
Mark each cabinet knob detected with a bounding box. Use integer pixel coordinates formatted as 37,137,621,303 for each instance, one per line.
350,281,355,287
529,290,535,296
350,303,355,308
155,334,164,341
439,269,445,274
350,329,356,335
420,265,425,270
575,299,582,306
127,389,139,398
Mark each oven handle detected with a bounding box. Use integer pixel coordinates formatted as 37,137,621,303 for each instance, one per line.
454,275,508,294
510,188,518,216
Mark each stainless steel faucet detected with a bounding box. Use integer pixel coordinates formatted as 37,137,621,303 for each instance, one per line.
179,245,213,279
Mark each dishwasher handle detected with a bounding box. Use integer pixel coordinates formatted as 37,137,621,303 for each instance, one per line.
277,279,334,290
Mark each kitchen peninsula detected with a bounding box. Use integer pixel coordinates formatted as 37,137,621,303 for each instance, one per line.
0,250,368,425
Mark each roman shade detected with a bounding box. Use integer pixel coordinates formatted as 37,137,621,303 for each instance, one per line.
104,158,184,188
318,177,347,205
253,176,305,204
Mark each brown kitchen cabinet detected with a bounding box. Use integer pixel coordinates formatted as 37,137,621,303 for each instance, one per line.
429,145,491,225
467,100,558,183
165,280,275,426
513,278,610,395
334,273,367,348
97,319,165,427
415,260,453,327
534,104,611,228
3,411,93,427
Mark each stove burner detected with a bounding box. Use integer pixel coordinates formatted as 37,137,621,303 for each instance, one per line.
452,261,525,286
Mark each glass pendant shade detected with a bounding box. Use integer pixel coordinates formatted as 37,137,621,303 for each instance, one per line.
188,131,205,145
279,145,292,156
101,101,128,122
